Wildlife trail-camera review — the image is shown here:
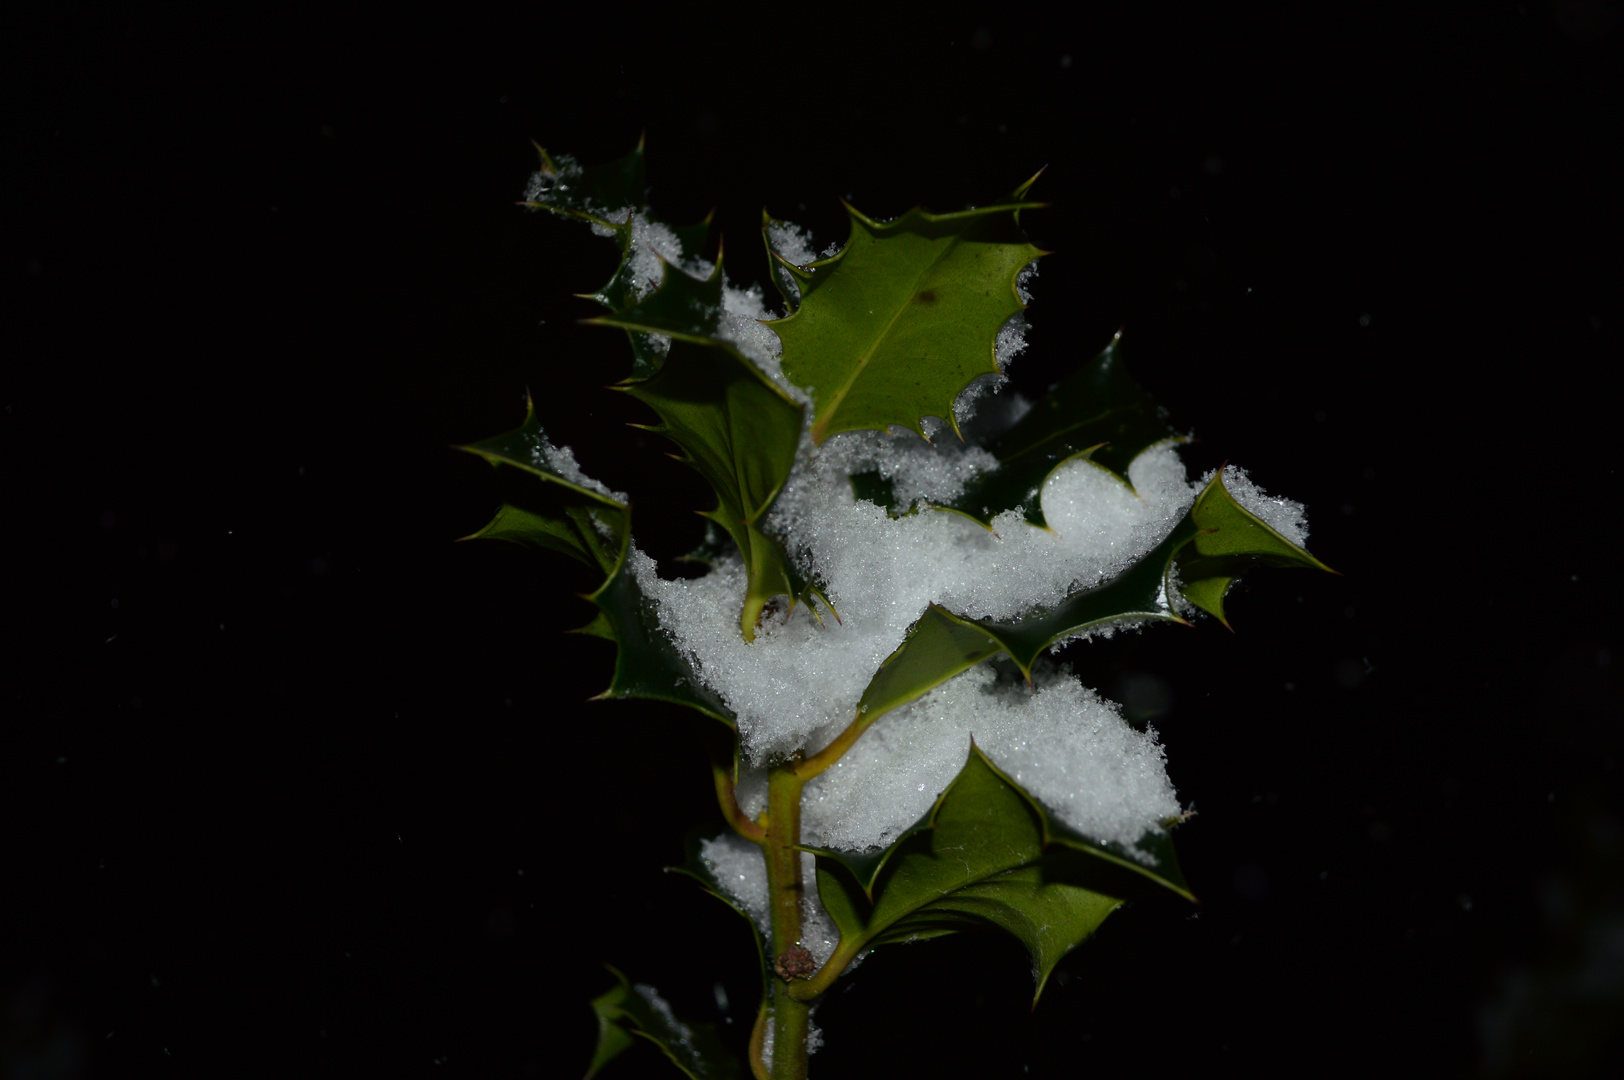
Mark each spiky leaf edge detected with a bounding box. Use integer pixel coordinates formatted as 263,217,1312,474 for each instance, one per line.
803,744,1193,1005
456,401,735,727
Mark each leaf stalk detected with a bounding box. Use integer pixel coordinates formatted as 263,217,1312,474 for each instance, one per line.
713,757,766,843
793,709,877,781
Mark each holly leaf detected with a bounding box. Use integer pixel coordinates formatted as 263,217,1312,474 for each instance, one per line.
839,465,1338,731
455,395,627,573
668,831,770,973
618,337,807,641
947,332,1184,527
832,519,1195,747
587,966,743,1080
851,605,1005,733
586,519,736,726
962,516,1199,674
592,251,727,344
760,211,829,314
525,139,648,222
524,139,712,378
1174,468,1337,627
811,745,1191,1002
458,400,733,725
769,198,1045,443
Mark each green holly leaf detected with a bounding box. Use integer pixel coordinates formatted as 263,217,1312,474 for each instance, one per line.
769,199,1045,443
1174,468,1337,627
459,399,734,724
831,520,1195,748
619,337,807,641
963,517,1199,675
586,520,736,726
668,831,770,971
586,966,743,1080
852,605,1005,734
524,139,713,378
592,252,727,345
846,334,1182,526
455,395,627,573
812,746,1191,1002
525,139,648,223
839,467,1338,732
949,332,1184,526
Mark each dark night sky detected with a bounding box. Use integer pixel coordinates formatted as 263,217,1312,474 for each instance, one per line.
6,4,1622,1078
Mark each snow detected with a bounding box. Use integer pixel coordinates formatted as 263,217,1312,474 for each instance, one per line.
1214,464,1310,546
530,437,626,503
801,663,1181,857
633,438,1196,770
699,833,840,968
537,189,1310,869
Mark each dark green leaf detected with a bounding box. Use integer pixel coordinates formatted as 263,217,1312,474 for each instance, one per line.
1174,468,1337,627
586,526,736,726
965,517,1198,675
667,830,769,976
524,139,713,378
770,201,1045,443
620,338,806,640
838,520,1195,737
587,966,743,1080
841,468,1336,733
948,332,1185,527
814,746,1191,1000
526,140,647,222
456,396,627,573
587,215,716,381
593,252,727,344
760,211,810,314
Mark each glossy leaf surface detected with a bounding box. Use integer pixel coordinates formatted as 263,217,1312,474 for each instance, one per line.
770,201,1044,442
461,399,733,724
1174,468,1336,626
813,746,1192,1000
594,254,727,345
844,467,1337,730
853,605,1003,729
587,966,742,1080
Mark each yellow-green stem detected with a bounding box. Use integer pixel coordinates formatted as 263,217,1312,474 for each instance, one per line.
764,762,811,1080
793,707,877,781
713,757,766,842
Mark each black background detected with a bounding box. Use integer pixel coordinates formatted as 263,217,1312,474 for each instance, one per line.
7,4,1623,1077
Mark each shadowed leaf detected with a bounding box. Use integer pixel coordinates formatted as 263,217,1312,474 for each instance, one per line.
524,139,713,377
620,338,805,640
456,396,627,572
587,966,743,1080
949,332,1185,527
586,526,735,726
